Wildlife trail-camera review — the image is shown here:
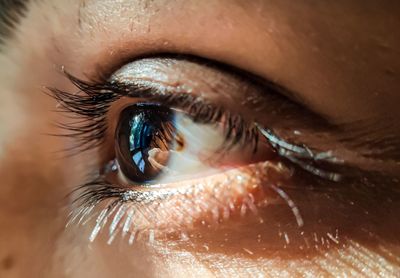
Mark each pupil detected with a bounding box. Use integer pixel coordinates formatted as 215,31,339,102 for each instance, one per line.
115,103,175,184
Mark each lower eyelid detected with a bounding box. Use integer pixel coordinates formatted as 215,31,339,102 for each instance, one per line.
75,161,291,242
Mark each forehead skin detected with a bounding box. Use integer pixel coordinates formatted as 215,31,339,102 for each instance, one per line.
0,0,399,277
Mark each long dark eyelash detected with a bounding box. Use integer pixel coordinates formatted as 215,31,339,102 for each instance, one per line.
47,88,117,153
49,71,351,183
48,71,259,154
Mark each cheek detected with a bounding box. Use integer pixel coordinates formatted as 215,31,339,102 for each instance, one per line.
0,136,161,277
0,130,65,277
55,223,166,278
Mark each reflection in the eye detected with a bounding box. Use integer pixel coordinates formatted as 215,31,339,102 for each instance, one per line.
115,103,175,183
52,57,399,262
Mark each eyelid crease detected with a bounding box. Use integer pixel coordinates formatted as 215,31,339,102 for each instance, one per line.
64,55,400,167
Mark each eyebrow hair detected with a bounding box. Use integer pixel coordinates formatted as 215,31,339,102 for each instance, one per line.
0,0,31,45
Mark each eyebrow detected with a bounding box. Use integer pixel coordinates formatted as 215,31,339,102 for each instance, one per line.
0,0,31,44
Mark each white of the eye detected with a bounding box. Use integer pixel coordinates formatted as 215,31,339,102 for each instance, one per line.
153,114,225,183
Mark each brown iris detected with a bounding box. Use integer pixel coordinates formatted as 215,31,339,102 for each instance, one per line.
115,103,175,184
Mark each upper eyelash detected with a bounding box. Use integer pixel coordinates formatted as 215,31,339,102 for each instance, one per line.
48,71,259,154
48,71,352,183
47,73,119,153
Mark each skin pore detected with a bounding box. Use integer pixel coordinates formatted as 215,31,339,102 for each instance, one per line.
0,0,399,277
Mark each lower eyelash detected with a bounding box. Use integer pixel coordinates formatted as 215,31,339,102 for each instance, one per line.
68,161,305,245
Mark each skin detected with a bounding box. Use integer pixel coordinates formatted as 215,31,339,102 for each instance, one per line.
0,0,399,277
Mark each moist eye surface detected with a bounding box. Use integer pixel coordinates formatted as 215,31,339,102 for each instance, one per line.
116,103,175,184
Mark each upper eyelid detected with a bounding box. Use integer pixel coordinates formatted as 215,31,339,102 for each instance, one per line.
68,54,330,129
64,55,396,158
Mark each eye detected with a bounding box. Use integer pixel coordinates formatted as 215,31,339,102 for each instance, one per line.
53,56,398,254
112,101,269,187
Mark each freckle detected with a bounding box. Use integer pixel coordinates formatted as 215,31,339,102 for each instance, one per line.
384,68,395,76
1,255,15,270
